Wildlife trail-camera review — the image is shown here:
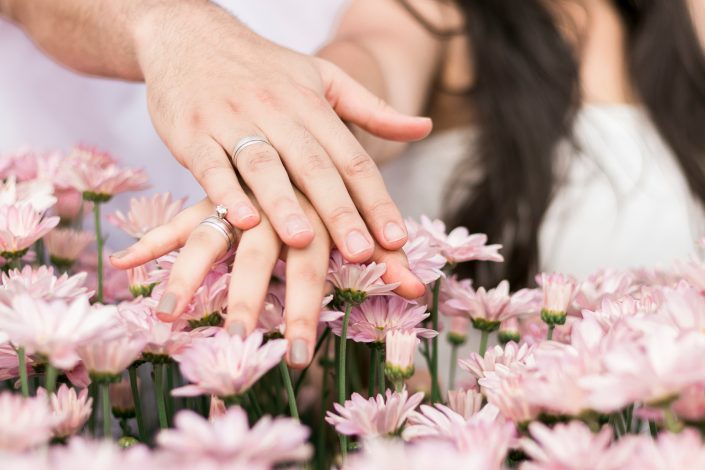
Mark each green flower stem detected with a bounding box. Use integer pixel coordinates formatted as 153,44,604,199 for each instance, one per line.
479,330,490,357
45,363,58,395
294,327,330,398
88,384,98,435
93,203,104,303
128,366,146,442
279,360,299,419
101,383,111,438
17,347,29,397
547,325,555,341
449,344,459,391
317,346,332,470
378,348,385,392
369,347,378,396
165,364,175,426
247,390,264,420
348,344,362,394
393,378,404,393
649,420,658,437
337,302,352,459
154,364,168,429
430,278,441,402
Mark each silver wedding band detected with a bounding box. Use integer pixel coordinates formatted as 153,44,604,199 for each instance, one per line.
198,204,237,251
231,136,271,167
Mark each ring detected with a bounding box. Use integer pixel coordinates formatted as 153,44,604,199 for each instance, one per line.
231,136,271,167
198,204,237,251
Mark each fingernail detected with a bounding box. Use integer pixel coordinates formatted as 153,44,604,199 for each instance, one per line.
235,203,257,222
383,222,406,243
156,292,177,316
227,320,246,338
111,249,130,259
290,338,309,367
286,215,313,238
346,230,372,255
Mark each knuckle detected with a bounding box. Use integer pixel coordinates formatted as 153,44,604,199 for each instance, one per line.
242,148,279,173
227,300,259,317
366,198,398,218
194,157,229,183
302,153,333,174
327,205,358,225
186,228,216,247
343,153,376,178
286,316,316,333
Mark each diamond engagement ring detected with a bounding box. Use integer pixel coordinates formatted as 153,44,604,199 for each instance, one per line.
198,204,237,251
231,136,271,167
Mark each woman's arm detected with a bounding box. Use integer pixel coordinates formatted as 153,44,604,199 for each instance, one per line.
318,0,461,163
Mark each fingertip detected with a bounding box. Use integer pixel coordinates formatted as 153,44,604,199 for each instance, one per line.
382,261,425,300
283,229,315,249
228,203,261,229
287,337,311,369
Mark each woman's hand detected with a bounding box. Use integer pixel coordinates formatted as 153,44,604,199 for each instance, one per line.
133,2,432,263
110,194,425,368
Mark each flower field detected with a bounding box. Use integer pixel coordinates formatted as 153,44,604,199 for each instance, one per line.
2,147,705,469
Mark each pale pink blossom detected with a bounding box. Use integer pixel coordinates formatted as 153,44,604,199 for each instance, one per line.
0,265,91,302
77,332,145,377
520,422,633,470
180,272,229,326
126,263,155,298
44,228,94,264
0,392,57,451
325,388,424,437
445,280,514,328
479,366,540,423
402,233,446,284
329,295,437,343
54,188,88,221
0,294,118,369
0,175,56,212
60,146,149,198
439,275,473,317
448,315,471,343
672,384,705,421
447,388,484,419
109,378,136,415
0,343,32,381
385,330,419,378
403,403,468,441
459,342,534,382
37,384,92,438
256,293,285,336
347,439,487,470
539,272,577,317
0,203,59,255
327,251,399,303
172,330,286,399
48,437,154,469
674,257,705,293
581,296,642,331
498,317,521,343
572,268,637,312
656,281,705,332
209,396,227,421
156,408,311,467
412,215,503,264
108,192,185,239
621,429,705,470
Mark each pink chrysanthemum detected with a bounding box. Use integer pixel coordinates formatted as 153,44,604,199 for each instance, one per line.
325,388,424,437
37,384,92,438
385,330,419,379
447,388,485,419
520,422,633,470
49,437,153,469
0,294,118,369
0,391,58,451
327,251,399,305
623,429,705,470
156,408,312,467
172,330,286,400
77,332,146,379
44,228,95,266
108,192,185,239
329,295,437,343
0,203,59,256
347,438,485,470
411,215,503,264
459,342,534,382
539,273,577,324
60,146,149,200
0,265,91,303
445,280,515,330
402,232,446,284
0,175,56,212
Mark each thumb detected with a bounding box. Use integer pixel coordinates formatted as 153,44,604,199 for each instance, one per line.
317,60,433,142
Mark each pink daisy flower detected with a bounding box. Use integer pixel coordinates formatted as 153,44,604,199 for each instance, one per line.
0,343,32,381
445,280,515,331
539,273,577,325
37,384,92,438
327,251,399,305
448,388,485,419
325,388,424,438
0,203,59,257
402,232,446,284
0,391,58,451
108,192,185,239
77,332,146,380
0,175,56,212
329,295,437,343
0,265,91,303
412,215,503,264
49,437,153,469
347,439,485,470
623,429,705,470
0,294,118,369
126,263,156,298
172,330,286,401
385,330,419,380
156,408,312,467
60,146,149,201
43,228,95,267
520,422,633,470
571,268,637,312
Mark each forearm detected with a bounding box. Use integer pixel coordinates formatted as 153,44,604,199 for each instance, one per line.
0,0,209,81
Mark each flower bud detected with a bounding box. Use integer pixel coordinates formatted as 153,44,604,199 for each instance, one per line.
384,330,418,381
540,273,576,326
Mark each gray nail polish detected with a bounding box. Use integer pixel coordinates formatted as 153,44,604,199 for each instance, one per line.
290,338,309,366
227,320,246,338
156,292,177,315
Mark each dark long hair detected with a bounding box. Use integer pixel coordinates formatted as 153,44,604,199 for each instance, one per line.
441,0,705,287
